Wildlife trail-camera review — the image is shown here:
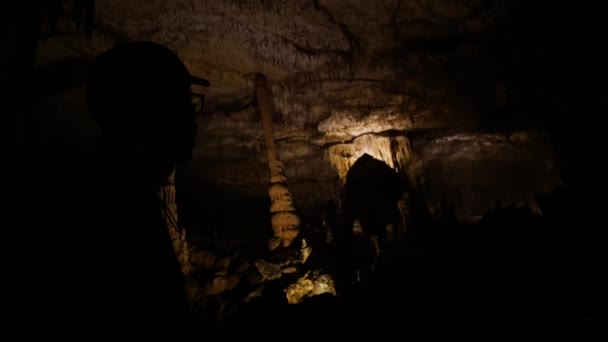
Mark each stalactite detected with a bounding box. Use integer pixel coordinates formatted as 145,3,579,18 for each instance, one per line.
326,133,414,183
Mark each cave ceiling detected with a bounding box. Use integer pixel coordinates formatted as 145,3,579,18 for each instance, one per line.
34,0,562,219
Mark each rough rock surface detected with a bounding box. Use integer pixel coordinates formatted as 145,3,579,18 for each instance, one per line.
32,0,561,231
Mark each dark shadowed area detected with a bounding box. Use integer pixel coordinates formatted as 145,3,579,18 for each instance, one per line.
8,0,604,339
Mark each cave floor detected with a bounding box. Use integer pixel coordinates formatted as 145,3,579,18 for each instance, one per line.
189,212,600,340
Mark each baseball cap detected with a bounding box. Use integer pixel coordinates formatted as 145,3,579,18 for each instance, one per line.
87,41,210,132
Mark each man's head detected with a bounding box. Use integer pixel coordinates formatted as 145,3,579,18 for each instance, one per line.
87,42,206,182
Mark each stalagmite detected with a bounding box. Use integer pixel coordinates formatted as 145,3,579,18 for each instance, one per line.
160,169,195,276
254,73,300,249
160,169,217,276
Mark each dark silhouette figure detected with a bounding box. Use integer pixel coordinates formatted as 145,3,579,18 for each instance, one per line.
81,41,209,334
26,42,209,336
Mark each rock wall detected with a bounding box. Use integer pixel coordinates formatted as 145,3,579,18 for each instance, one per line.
30,0,562,235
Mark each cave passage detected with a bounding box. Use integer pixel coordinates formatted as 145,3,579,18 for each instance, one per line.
9,0,603,339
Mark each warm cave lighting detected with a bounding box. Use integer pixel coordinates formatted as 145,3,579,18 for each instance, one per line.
327,134,413,181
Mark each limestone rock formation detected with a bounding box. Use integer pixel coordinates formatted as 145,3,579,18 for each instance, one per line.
16,0,603,336
285,272,337,304
33,0,561,231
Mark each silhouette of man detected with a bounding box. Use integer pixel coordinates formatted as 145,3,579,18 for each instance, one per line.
62,41,209,335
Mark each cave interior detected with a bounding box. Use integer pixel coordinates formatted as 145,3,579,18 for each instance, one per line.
7,0,605,339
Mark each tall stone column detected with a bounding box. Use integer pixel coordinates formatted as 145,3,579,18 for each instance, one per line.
254,74,300,250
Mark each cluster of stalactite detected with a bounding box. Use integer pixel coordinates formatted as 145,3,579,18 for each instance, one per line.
326,133,415,183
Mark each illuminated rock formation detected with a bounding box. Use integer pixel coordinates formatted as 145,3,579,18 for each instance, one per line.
161,170,250,304
285,272,337,304
160,169,217,276
255,74,300,249
326,134,415,183
34,0,563,230
254,239,313,281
